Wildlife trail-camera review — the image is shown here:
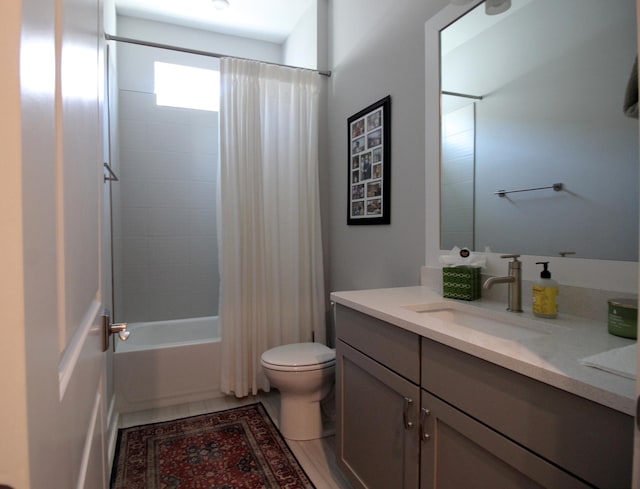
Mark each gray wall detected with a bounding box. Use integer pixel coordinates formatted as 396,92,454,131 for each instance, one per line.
117,15,283,64
283,2,317,69
327,0,447,292
329,0,638,297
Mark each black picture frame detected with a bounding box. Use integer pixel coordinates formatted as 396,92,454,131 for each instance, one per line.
347,95,391,225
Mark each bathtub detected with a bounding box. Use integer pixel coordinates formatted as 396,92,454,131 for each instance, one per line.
114,316,222,413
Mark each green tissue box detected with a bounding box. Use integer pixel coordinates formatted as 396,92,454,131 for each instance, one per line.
442,266,481,301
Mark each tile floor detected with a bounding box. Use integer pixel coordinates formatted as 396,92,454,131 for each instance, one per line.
118,391,353,489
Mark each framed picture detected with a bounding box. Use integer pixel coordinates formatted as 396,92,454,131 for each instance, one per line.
347,96,391,225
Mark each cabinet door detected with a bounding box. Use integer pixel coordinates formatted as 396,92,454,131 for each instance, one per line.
337,340,420,489
420,391,591,489
422,337,632,488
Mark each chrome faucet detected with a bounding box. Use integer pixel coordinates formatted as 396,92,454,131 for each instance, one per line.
483,254,523,312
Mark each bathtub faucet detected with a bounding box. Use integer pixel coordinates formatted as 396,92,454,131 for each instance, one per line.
110,323,131,341
102,311,130,352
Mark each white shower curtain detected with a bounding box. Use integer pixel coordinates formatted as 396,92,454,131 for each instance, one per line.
218,58,326,397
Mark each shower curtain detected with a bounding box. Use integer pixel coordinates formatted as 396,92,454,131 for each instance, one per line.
218,58,326,397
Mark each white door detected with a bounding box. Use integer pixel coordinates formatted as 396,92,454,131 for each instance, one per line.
54,0,111,485
634,2,640,487
0,0,110,487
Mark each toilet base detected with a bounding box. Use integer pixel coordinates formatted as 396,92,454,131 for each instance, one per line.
279,395,324,441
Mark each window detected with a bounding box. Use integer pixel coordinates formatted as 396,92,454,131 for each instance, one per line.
154,62,220,112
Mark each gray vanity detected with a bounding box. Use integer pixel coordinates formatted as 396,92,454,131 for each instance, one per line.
332,287,634,489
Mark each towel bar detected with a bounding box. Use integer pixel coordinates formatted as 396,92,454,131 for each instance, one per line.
103,162,119,182
495,182,563,197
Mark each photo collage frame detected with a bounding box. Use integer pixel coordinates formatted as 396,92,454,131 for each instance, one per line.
347,96,391,225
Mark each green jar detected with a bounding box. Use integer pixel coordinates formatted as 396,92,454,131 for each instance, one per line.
607,298,638,339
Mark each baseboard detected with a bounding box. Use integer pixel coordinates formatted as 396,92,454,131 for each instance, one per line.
107,394,120,470
116,389,226,414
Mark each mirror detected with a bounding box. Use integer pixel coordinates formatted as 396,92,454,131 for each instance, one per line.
439,0,638,261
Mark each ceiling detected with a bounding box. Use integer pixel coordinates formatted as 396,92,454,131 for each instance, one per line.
114,0,315,43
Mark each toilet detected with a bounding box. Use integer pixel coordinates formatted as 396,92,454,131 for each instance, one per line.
261,342,335,441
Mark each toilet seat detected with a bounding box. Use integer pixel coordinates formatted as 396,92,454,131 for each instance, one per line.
261,343,335,372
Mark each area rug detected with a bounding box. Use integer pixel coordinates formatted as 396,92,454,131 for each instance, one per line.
111,403,315,489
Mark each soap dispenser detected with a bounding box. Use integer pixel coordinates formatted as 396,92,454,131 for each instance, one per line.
532,262,558,318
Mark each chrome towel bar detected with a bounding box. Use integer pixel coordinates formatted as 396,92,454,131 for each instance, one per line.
495,182,563,197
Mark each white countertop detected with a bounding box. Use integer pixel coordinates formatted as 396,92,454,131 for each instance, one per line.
330,286,637,416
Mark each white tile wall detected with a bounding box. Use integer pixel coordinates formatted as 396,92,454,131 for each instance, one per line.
147,122,191,153
441,104,475,251
188,154,217,182
115,88,220,322
110,15,285,323
120,120,148,152
119,90,153,121
121,207,149,237
122,238,149,266
148,237,190,266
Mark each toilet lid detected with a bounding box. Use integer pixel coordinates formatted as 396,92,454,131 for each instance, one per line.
261,343,335,369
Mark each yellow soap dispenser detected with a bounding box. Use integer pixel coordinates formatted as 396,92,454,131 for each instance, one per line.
532,261,558,318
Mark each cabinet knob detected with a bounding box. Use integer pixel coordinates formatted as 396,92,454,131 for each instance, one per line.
421,407,431,442
403,397,414,429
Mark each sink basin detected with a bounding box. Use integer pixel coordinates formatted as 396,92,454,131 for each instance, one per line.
403,302,552,341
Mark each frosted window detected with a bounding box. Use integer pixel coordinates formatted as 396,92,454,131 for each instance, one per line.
154,62,220,111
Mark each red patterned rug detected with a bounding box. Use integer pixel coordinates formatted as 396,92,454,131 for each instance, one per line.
111,403,315,488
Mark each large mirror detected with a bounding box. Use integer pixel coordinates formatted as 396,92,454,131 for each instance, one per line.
439,0,638,261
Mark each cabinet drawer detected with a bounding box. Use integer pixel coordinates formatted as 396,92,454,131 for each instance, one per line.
422,338,633,489
336,304,420,383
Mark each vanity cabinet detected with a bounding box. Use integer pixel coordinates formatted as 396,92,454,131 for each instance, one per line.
336,305,421,489
335,304,633,489
421,339,633,489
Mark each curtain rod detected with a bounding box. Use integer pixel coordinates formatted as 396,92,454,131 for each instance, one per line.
104,33,332,77
442,90,483,100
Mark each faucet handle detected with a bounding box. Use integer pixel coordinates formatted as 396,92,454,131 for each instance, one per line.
500,254,520,261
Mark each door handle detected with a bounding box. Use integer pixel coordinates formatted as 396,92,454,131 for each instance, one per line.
102,311,129,352
403,397,414,429
420,407,431,442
